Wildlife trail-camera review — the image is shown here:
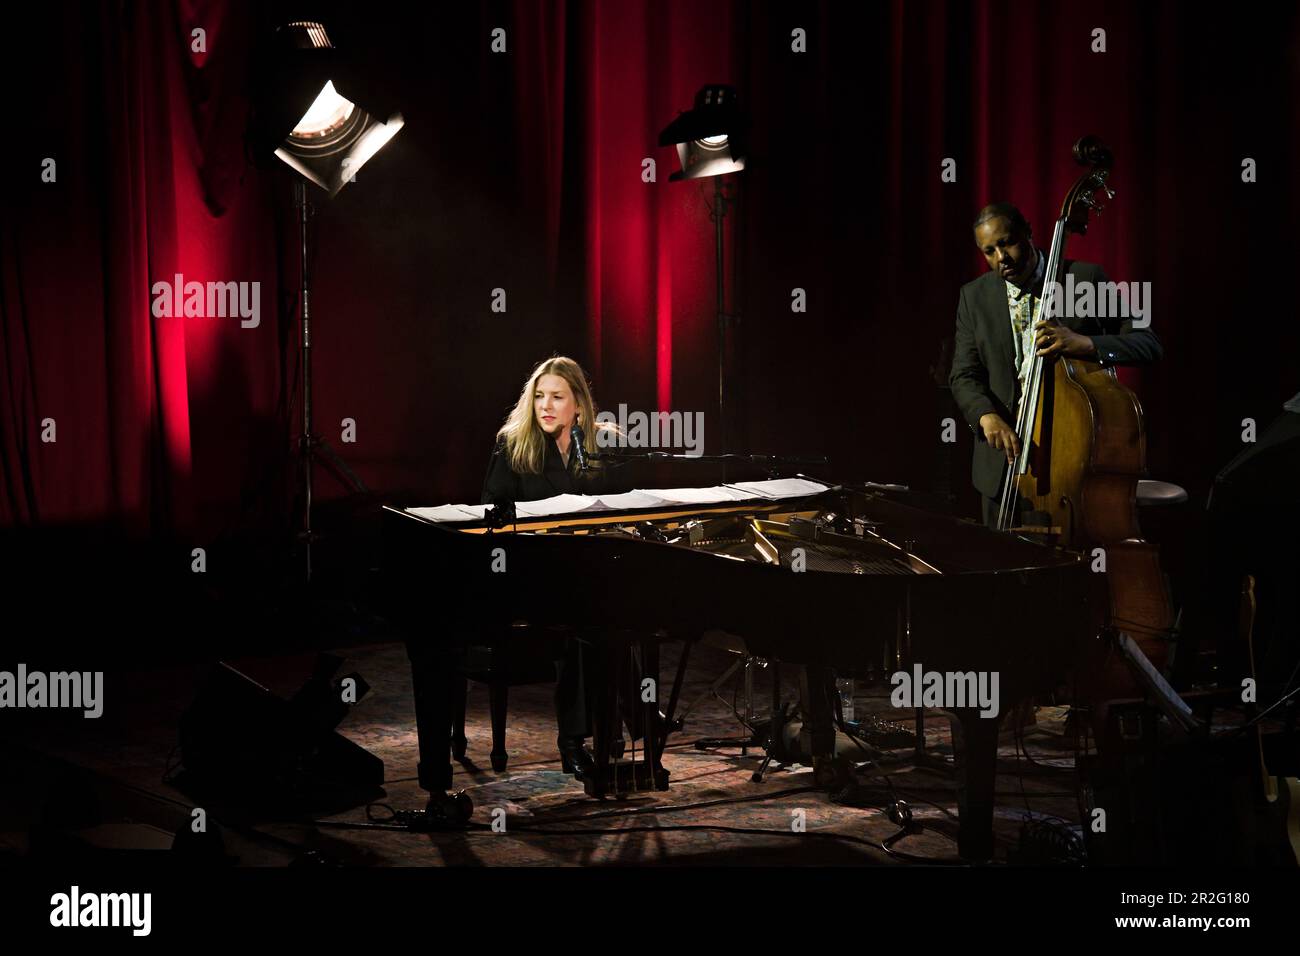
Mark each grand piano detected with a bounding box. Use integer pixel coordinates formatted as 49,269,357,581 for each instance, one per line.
381,478,1094,861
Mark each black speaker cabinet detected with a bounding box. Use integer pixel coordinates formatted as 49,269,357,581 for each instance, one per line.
179,662,384,806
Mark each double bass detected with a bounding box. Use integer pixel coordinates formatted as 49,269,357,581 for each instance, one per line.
996,137,1175,714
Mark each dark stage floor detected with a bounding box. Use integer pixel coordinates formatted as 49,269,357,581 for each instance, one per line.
0,639,1087,866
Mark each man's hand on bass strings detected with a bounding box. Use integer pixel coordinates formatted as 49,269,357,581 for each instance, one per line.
979,413,1021,463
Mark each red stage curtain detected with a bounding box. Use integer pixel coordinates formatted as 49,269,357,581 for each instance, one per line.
3,0,1298,537
1,2,285,537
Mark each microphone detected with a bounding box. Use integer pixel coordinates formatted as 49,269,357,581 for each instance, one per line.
486,497,516,529
571,423,589,471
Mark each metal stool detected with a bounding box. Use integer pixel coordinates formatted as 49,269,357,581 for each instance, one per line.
1136,479,1188,507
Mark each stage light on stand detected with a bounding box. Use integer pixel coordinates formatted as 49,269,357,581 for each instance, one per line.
250,20,404,583
658,85,749,464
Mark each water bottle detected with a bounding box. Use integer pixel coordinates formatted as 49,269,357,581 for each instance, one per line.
836,677,855,723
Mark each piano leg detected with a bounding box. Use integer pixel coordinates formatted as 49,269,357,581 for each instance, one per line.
797,665,860,789
405,641,459,793
949,707,1000,862
798,665,838,759
488,679,510,772
451,676,468,761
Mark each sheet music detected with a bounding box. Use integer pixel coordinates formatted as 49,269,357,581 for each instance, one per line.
596,490,670,510
725,477,830,499
408,504,491,522
513,494,603,518
634,486,752,505
404,477,831,523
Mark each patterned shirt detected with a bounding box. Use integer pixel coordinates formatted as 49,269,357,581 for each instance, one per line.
1006,248,1046,394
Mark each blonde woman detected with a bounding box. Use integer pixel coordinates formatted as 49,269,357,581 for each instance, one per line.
481,356,612,777
482,355,609,504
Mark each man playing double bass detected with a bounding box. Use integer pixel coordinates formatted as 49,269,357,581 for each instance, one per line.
949,202,1163,529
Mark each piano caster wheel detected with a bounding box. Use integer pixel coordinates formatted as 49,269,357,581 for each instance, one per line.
490,751,508,772
421,790,474,830
451,735,467,761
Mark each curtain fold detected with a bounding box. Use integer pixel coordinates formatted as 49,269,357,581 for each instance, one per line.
1,1,284,537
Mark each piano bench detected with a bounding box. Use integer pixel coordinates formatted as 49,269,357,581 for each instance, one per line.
455,641,558,772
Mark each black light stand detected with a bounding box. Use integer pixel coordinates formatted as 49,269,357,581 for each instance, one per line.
293,180,370,583
710,174,736,460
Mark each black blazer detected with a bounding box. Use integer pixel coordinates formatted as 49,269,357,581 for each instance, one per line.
480,434,611,504
948,260,1162,499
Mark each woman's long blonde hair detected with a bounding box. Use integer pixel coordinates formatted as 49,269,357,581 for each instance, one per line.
497,356,604,475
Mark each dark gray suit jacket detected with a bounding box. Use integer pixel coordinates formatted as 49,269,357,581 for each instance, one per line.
948,260,1162,499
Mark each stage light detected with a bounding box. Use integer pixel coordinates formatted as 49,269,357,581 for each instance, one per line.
269,22,404,198
290,80,355,137
658,85,747,182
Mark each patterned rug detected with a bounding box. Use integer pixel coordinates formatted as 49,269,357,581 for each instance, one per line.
0,640,1086,866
